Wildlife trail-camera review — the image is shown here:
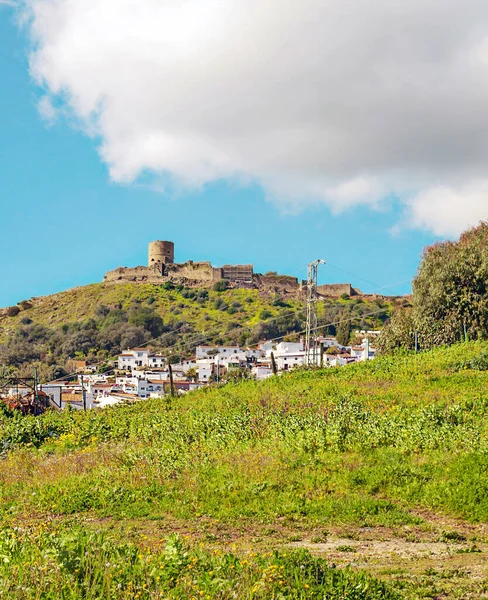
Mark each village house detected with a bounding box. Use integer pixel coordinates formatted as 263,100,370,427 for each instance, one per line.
117,348,166,370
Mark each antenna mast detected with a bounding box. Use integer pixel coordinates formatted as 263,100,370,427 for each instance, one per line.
305,259,325,366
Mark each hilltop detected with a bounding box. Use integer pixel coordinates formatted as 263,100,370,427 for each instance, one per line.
0,280,396,379
0,341,487,597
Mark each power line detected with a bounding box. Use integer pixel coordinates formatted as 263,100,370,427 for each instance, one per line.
325,262,408,295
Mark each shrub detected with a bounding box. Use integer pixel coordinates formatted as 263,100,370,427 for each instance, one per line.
213,280,229,292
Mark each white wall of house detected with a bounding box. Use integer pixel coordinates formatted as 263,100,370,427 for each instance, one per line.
196,359,214,383
252,366,273,380
275,351,306,371
275,341,304,354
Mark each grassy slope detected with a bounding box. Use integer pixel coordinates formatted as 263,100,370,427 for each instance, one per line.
1,342,488,597
0,283,291,335
0,281,391,351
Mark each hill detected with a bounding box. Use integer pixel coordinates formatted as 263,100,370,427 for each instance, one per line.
0,341,488,597
0,281,394,379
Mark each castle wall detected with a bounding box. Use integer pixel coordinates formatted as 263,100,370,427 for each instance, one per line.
317,283,355,297
221,264,253,282
255,273,299,293
104,265,165,283
167,261,215,282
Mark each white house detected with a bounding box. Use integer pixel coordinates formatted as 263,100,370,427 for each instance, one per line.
196,345,242,359
274,350,306,372
275,340,304,354
251,365,273,380
316,336,339,348
117,348,166,371
196,359,214,383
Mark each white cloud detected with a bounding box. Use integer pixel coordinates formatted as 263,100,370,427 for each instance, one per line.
404,182,488,237
22,0,488,236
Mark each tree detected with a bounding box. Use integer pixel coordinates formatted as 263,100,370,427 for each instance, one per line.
376,307,416,354
336,313,351,346
186,367,197,381
128,307,164,337
378,222,488,352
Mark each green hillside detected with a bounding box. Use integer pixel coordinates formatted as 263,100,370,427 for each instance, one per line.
0,282,394,379
1,342,488,597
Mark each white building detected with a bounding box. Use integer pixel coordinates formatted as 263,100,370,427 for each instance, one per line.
196,345,241,359
316,336,339,348
117,348,166,371
196,359,214,383
251,365,273,380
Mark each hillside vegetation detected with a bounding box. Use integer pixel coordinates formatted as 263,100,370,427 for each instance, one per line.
1,342,488,598
0,282,392,379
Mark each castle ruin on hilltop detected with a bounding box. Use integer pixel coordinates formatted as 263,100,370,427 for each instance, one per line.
104,240,257,287
103,240,363,297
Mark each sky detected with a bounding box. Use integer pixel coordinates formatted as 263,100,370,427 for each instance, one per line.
1,0,487,308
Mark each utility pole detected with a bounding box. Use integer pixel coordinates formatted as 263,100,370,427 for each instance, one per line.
305,259,325,366
414,330,418,353
270,352,277,375
81,375,86,411
168,363,175,397
34,367,39,416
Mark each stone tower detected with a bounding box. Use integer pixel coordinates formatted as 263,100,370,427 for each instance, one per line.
148,240,174,266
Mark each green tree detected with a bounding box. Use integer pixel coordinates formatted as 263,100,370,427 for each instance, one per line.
128,307,164,337
379,222,488,352
336,313,351,346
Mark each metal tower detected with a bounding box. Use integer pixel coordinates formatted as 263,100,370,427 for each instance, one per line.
305,259,325,366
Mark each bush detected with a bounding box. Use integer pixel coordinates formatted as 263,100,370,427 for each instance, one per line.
213,280,229,292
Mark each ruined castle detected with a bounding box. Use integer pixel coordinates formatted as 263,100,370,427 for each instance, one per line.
103,240,362,297
105,241,258,287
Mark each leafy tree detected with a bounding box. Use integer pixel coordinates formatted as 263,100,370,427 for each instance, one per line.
168,354,181,365
376,308,416,354
186,367,197,381
336,313,351,346
379,222,488,352
128,307,164,337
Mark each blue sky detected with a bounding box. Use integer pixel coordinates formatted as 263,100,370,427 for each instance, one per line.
0,5,450,307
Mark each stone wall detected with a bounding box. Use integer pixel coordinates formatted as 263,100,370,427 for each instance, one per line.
167,261,215,282
316,283,356,297
104,265,165,284
221,264,253,282
255,273,299,293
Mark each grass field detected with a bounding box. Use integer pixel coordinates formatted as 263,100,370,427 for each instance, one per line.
1,341,488,598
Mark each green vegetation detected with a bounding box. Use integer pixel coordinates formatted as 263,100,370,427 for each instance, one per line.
1,342,488,597
379,222,488,353
0,526,397,599
0,282,392,380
